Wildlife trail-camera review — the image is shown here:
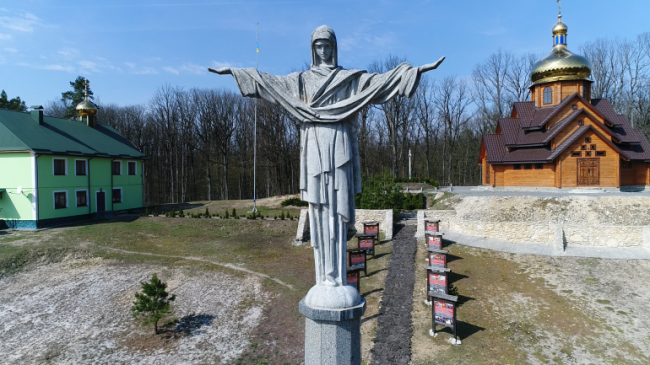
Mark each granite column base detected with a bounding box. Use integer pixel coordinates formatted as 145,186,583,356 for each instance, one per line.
299,298,366,365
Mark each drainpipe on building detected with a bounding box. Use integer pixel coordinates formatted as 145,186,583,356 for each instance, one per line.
87,157,93,216
111,159,115,212
35,155,40,223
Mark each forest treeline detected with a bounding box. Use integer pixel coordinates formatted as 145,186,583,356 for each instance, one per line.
39,32,650,205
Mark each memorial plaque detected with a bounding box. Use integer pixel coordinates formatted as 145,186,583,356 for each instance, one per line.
346,269,360,292
427,248,448,268
426,267,450,304
429,292,459,343
347,248,368,276
426,232,444,250
357,234,375,256
363,221,380,236
424,218,440,233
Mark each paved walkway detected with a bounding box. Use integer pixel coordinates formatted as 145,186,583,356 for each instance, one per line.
444,230,650,260
372,224,417,365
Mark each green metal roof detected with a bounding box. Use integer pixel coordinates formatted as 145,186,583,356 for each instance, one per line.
0,109,146,159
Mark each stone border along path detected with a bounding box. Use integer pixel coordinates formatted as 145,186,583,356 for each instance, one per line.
371,224,417,365
99,246,295,289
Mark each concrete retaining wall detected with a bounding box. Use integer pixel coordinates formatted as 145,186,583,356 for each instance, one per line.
417,210,650,249
296,209,394,243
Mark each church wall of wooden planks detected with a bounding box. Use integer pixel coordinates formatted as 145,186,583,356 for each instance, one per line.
479,12,650,188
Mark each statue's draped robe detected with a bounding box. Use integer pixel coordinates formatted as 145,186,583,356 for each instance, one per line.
231,63,421,286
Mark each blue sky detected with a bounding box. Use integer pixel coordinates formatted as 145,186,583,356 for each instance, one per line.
1,0,649,107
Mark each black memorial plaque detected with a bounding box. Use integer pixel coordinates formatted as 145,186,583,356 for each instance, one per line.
363,221,380,237
357,234,376,256
429,292,459,342
424,218,440,233
427,248,448,269
347,268,361,292
347,248,368,277
426,266,450,302
425,232,444,250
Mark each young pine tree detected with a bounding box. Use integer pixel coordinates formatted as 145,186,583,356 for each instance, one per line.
131,273,176,335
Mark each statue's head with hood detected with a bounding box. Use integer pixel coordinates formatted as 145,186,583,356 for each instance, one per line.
311,25,337,69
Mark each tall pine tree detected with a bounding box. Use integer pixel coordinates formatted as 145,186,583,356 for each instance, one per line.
61,76,93,119
0,90,27,111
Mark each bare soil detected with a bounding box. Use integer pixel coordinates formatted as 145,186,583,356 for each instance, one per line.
0,258,264,364
410,241,650,364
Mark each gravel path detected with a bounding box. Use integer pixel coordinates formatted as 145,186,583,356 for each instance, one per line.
372,224,417,365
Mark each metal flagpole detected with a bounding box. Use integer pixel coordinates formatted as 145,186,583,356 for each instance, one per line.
252,23,259,213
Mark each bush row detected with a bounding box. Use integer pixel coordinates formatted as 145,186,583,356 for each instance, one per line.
394,177,439,187
140,207,297,220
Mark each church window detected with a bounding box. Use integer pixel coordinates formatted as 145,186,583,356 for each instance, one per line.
584,137,591,143
585,151,592,157
590,144,596,150
535,164,544,169
513,164,521,170
524,164,533,170
578,120,584,126
581,145,587,150
596,151,606,156
571,152,582,157
544,87,552,104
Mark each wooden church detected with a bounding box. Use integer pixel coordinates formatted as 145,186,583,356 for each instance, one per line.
479,11,650,188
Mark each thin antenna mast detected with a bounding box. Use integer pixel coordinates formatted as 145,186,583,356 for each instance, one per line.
252,23,259,213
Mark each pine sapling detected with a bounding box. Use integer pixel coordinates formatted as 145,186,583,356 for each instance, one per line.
131,273,176,335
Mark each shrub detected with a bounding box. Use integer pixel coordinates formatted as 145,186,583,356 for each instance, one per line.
131,273,176,335
204,207,210,218
153,206,159,216
225,211,229,219
280,211,285,220
281,198,308,207
232,208,237,217
178,207,184,217
358,170,404,216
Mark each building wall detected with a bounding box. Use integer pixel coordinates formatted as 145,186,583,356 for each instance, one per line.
533,80,591,108
0,153,35,221
557,130,619,187
620,161,649,186
37,156,144,220
491,163,556,187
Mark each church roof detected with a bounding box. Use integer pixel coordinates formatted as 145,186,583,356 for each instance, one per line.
483,95,650,164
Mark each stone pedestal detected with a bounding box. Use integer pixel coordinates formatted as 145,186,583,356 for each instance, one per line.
299,298,366,365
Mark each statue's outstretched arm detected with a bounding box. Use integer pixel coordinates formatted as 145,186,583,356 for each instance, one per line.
417,56,445,74
208,67,232,75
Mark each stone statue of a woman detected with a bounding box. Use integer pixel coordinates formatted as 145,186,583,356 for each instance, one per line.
210,25,444,309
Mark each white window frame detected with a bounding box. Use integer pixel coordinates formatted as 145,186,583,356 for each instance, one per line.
75,159,88,176
112,187,123,204
95,190,106,213
53,190,68,209
127,161,138,176
112,160,122,176
52,158,68,176
75,189,89,207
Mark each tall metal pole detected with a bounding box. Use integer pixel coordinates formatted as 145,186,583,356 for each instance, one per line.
408,149,412,180
252,23,259,213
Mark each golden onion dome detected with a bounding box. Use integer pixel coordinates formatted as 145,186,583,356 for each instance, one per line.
76,99,98,116
531,15,591,85
552,20,568,36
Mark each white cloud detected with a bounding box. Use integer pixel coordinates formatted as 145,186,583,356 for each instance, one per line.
211,61,233,69
0,12,41,32
0,33,11,40
78,60,99,73
125,62,158,75
58,47,80,59
4,47,17,53
43,64,75,73
180,62,206,75
145,57,161,63
163,66,179,75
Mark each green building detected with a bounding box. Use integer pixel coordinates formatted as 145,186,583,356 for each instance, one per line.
0,98,146,229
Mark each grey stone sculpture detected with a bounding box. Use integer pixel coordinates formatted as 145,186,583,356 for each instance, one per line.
210,25,444,310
